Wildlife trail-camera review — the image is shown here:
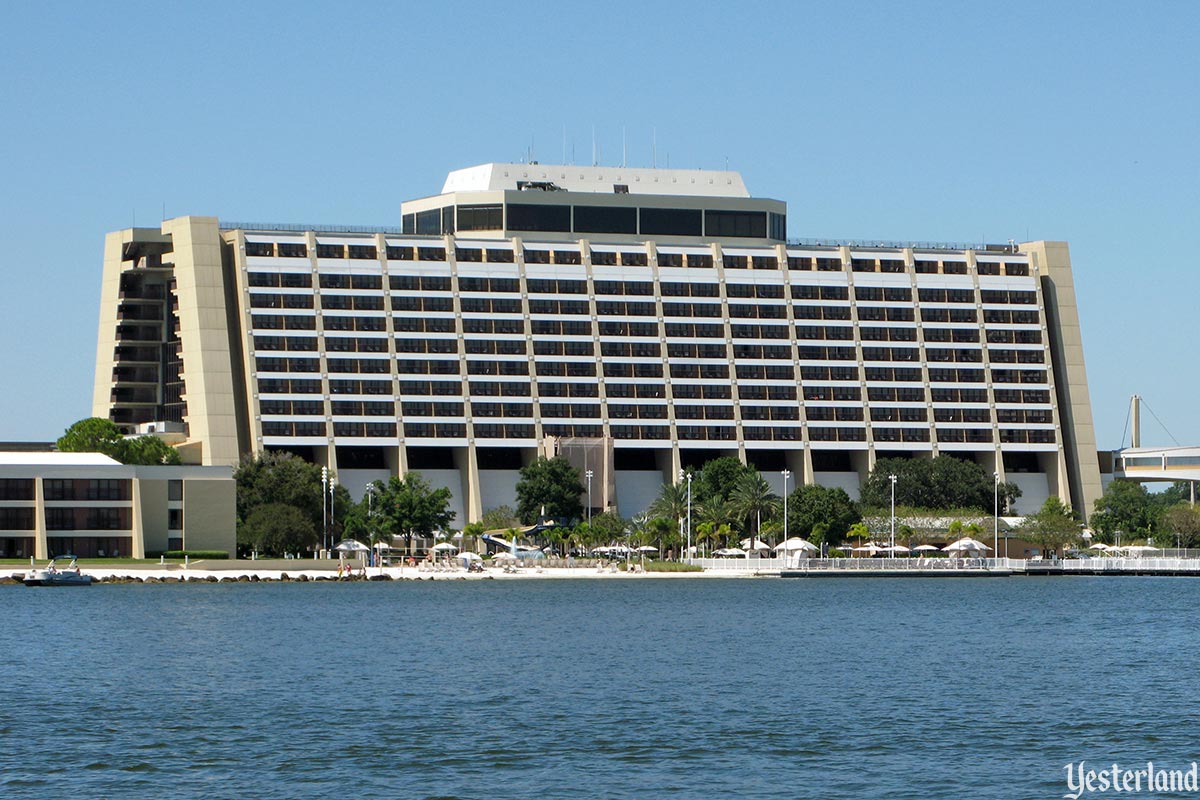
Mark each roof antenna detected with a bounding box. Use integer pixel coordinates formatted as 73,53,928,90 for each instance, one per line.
562,125,566,165
592,126,597,167
622,126,627,168
652,127,657,168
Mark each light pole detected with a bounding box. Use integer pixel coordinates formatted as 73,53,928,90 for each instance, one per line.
782,469,791,566
321,466,328,555
993,471,1000,565
680,468,693,563
330,474,337,550
586,469,594,528
889,474,897,559
367,483,377,564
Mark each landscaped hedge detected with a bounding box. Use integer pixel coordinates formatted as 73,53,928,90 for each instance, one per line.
645,561,704,573
160,550,230,560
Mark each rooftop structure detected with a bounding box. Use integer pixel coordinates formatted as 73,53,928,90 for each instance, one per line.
91,163,1103,524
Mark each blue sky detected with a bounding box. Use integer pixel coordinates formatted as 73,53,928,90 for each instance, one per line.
1,1,1196,448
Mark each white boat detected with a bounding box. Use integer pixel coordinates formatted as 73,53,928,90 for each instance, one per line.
24,558,93,587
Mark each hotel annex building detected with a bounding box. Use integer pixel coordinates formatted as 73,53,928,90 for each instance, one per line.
94,163,1103,524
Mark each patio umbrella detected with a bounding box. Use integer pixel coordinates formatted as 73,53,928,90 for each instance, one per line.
493,552,517,562
635,545,659,553
333,539,370,553
431,542,458,552
715,547,747,557
774,537,818,552
851,543,883,554
943,537,992,553
880,544,911,554
1087,542,1112,551
912,544,941,553
739,538,772,551
1121,545,1160,555
459,551,483,563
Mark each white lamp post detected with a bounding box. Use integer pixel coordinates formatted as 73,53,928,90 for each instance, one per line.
993,471,1000,565
330,474,337,550
782,469,791,567
321,466,328,555
889,474,897,559
586,469,594,528
679,468,693,564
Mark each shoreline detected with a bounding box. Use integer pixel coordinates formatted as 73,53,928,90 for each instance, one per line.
2,561,766,584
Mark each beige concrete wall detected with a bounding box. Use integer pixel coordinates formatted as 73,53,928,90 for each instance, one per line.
183,478,236,554
92,231,130,419
137,478,171,555
1023,241,1104,522
165,217,242,466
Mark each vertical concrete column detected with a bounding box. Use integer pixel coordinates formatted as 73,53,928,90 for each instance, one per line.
778,244,813,485
843,246,876,472
130,477,146,559
34,476,47,560
712,243,746,464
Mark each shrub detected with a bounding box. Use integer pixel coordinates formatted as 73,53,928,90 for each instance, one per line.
645,560,703,573
161,550,229,560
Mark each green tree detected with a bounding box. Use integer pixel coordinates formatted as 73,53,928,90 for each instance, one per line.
1022,496,1081,556
234,451,326,534
696,498,738,548
480,505,522,531
589,510,629,544
693,456,755,505
1160,503,1200,549
1090,479,1161,543
860,456,1019,513
730,471,780,542
514,457,585,524
377,473,455,554
56,417,124,458
237,503,318,556
785,484,860,542
649,480,690,529
56,417,182,465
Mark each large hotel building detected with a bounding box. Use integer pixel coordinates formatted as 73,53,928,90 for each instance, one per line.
93,163,1103,523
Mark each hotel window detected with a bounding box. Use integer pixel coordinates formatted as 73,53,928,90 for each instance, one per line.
457,204,503,231
278,243,308,258
640,208,702,236
168,480,183,502
508,204,571,232
574,205,637,234
168,509,183,531
704,210,766,238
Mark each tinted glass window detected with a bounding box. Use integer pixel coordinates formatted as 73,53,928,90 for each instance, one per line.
640,208,702,236
507,203,571,232
705,210,767,238
574,205,637,234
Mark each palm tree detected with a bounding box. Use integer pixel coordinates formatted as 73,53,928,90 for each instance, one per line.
730,472,781,547
649,481,690,531
697,498,738,550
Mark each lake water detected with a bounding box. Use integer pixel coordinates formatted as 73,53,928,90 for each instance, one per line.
1,577,1195,798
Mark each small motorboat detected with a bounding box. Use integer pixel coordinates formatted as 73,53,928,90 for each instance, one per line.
24,558,93,587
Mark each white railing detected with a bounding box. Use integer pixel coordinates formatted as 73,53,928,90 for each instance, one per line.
690,557,1023,571
1060,557,1200,572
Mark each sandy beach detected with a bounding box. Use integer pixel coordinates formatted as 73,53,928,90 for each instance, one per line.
3,560,767,584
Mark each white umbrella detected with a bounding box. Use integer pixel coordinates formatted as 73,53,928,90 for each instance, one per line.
431,542,458,552
739,538,771,551
880,544,911,553
372,541,393,551
333,539,370,553
715,547,747,557
492,552,517,562
774,537,818,552
943,537,992,552
1121,545,1160,555
1087,542,1111,551
912,544,941,552
459,551,483,562
635,545,658,553
851,543,883,554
